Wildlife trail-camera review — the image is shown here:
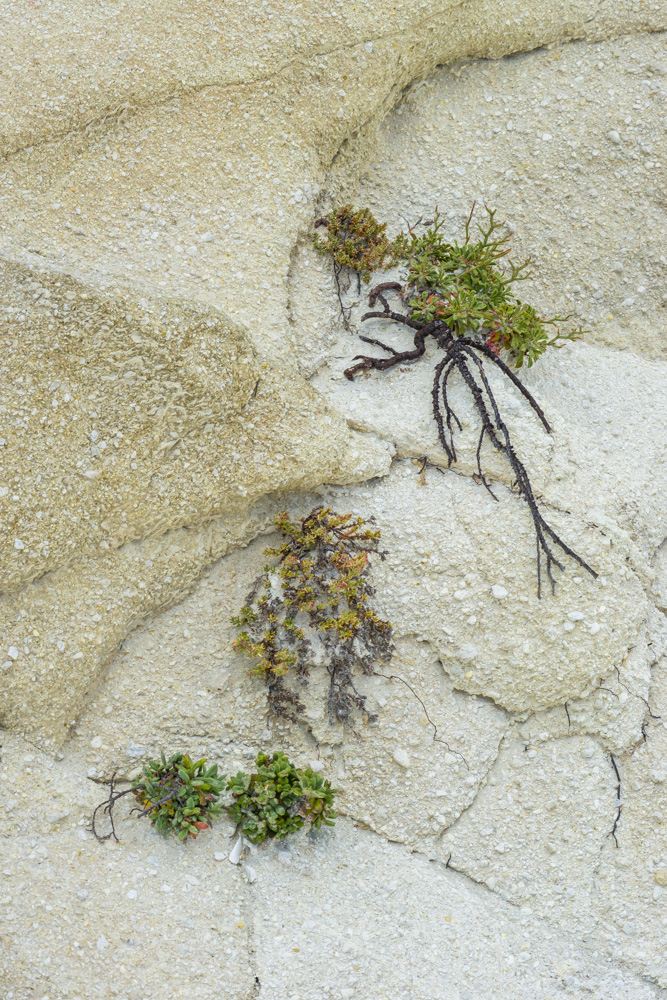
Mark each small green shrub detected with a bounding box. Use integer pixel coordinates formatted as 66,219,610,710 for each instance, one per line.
313,202,597,597
226,751,337,843
232,506,393,722
131,752,226,841
398,206,580,368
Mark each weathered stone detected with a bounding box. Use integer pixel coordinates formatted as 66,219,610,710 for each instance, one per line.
322,466,648,714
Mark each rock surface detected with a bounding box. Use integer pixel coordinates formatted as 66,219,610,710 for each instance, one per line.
1,1,666,998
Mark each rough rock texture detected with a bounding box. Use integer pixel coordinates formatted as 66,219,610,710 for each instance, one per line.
0,735,254,1000
0,262,391,743
2,1,667,998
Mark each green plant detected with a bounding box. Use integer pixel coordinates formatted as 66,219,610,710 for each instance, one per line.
226,751,337,843
91,753,226,842
232,506,393,722
313,202,597,597
401,206,580,368
131,753,226,840
313,204,404,282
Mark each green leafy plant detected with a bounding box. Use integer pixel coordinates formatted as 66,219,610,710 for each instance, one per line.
232,506,393,722
313,202,597,597
131,753,226,840
398,205,579,368
91,753,226,842
226,751,337,843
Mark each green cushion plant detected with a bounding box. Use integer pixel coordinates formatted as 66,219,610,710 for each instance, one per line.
131,752,226,841
226,752,337,844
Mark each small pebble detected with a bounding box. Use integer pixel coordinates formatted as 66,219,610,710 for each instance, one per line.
245,865,257,883
229,836,243,865
491,585,508,599
393,748,411,769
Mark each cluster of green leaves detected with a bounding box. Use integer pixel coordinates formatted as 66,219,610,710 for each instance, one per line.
401,206,581,367
231,507,393,721
314,202,582,368
131,752,226,841
313,204,405,282
226,752,337,843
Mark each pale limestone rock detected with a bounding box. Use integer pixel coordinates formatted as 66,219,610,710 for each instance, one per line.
591,656,667,988
438,735,618,928
305,638,509,847
323,465,648,713
354,32,667,360
0,264,391,745
518,616,661,754
1,2,666,998
2,1,662,160
0,734,251,1000
250,817,662,1000
312,317,667,554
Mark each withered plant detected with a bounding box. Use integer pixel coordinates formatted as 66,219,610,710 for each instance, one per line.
232,507,393,722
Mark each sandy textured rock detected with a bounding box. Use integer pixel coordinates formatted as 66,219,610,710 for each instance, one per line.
517,615,662,754
0,735,252,1000
322,465,648,714
353,32,667,359
2,3,667,998
313,339,667,553
0,7,664,752
2,1,663,159
438,735,619,927
304,637,509,847
0,261,391,744
248,818,662,1000
1,6,664,354
590,652,667,988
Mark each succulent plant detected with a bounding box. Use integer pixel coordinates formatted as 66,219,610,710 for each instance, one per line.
131,752,226,841
226,751,337,844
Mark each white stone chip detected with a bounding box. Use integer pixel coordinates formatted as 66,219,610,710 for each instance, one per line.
392,748,411,768
491,585,508,599
229,835,243,865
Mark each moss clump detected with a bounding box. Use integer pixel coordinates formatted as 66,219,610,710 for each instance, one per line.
232,506,393,722
226,751,337,843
